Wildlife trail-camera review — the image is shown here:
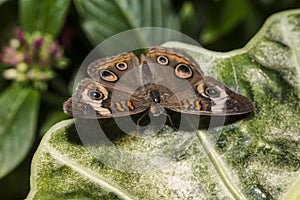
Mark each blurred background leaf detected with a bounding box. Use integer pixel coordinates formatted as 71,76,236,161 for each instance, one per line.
0,84,39,179
200,0,250,44
73,0,180,45
175,0,300,50
20,0,71,37
0,0,8,6
0,64,8,91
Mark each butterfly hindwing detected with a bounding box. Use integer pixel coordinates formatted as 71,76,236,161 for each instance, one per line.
63,78,150,119
163,77,254,116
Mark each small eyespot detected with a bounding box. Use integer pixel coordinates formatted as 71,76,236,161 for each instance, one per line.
226,100,234,108
115,62,128,70
204,87,220,98
100,69,118,82
157,55,169,65
175,64,192,79
82,104,93,111
88,90,103,100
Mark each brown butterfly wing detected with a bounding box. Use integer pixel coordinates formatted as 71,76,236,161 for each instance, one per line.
63,78,150,119
87,52,144,90
161,77,254,116
146,46,204,85
143,47,253,116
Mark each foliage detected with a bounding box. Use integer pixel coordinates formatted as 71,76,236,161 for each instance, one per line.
0,0,299,199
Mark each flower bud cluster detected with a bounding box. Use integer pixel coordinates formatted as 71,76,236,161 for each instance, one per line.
0,28,69,90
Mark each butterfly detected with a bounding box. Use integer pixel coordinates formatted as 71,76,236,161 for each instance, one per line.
63,46,254,129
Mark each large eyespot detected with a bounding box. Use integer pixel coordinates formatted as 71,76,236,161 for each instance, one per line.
175,63,192,79
115,62,128,70
156,55,169,65
100,69,118,82
88,89,103,100
204,87,220,98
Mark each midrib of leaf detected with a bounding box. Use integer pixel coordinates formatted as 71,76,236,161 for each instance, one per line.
196,130,247,200
0,87,29,141
111,0,148,47
48,146,137,200
75,0,179,46
281,15,300,91
21,0,45,34
79,1,107,40
36,1,45,33
40,1,56,34
31,120,137,200
112,0,138,29
230,58,239,91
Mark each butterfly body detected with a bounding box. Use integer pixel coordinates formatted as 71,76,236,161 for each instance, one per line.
64,46,254,128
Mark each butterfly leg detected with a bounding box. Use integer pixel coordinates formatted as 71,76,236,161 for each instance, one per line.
136,111,148,134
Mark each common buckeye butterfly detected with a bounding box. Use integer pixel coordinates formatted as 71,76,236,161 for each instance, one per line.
63,46,254,129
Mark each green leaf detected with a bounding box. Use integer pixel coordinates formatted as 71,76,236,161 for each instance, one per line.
0,65,8,91
0,84,40,179
200,0,249,44
19,0,71,37
0,0,8,6
73,0,180,45
179,1,198,38
27,10,300,199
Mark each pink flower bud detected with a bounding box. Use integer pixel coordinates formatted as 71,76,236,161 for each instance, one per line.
15,28,25,43
24,55,32,63
33,37,44,50
50,42,59,57
2,47,23,65
26,70,34,79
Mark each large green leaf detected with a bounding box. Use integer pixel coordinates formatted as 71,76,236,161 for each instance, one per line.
27,10,300,199
73,0,180,45
0,84,40,179
19,0,71,37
